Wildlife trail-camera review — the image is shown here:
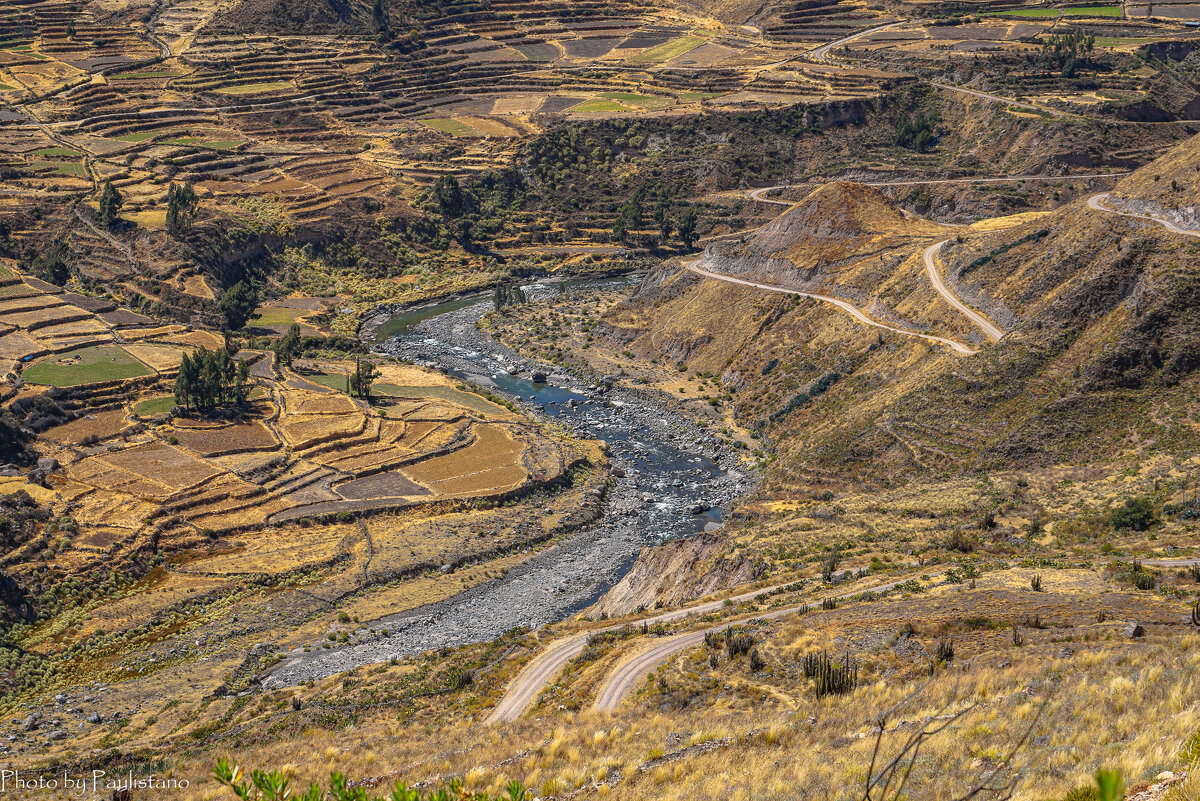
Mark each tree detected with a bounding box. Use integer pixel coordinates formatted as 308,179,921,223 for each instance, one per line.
895,111,940,153
273,323,302,367
31,242,70,286
174,347,252,411
611,212,628,242
175,351,197,410
349,357,380,399
218,281,259,332
432,175,471,218
677,205,698,249
165,181,198,236
98,180,123,227
372,0,390,34
655,200,673,244
234,358,251,403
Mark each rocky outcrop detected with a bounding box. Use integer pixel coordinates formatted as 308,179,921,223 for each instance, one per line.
592,532,767,617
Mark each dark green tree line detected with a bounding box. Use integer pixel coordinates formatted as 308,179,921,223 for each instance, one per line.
174,347,251,411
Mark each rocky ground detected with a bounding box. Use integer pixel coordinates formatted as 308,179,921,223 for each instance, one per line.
263,293,754,687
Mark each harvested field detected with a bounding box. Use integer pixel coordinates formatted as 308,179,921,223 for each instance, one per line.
335,471,431,499
43,409,129,444
562,37,622,58
165,330,227,349
372,383,508,415
666,42,738,67
291,393,361,415
95,441,221,490
279,413,365,449
170,420,278,455
403,425,527,494
122,343,190,372
174,525,353,575
421,118,484,137
540,95,589,113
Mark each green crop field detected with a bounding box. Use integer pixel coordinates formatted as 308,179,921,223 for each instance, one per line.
115,132,156,142
24,345,152,387
677,91,722,103
212,81,293,95
628,35,704,64
568,100,627,113
133,395,177,416
421,118,482,137
251,308,309,328
27,160,87,177
601,92,676,110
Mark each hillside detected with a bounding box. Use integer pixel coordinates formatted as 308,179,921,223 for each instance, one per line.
3,0,1200,799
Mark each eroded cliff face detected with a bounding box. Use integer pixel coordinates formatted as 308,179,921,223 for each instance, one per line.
592,533,766,616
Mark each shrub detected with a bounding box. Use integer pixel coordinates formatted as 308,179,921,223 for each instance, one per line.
215,761,528,801
726,631,755,658
800,650,858,697
748,647,765,672
934,638,954,664
1130,571,1156,591
1110,496,1157,531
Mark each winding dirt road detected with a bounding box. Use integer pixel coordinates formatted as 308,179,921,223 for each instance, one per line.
1087,193,1200,238
809,20,909,62
741,172,1129,210
931,81,1068,118
593,576,924,712
486,579,812,723
922,240,1004,341
684,259,977,355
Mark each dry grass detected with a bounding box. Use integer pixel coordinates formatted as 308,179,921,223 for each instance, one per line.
132,624,1200,801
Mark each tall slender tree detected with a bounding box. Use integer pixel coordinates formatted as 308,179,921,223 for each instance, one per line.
98,180,123,228
165,181,198,236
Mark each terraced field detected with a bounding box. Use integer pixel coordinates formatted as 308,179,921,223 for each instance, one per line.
0,0,923,289
0,253,598,765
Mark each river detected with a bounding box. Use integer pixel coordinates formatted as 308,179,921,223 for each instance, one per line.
263,276,750,687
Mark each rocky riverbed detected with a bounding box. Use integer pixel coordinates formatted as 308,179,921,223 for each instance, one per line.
264,287,752,688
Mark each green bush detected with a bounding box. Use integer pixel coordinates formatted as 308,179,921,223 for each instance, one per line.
215,760,528,801
1110,496,1157,531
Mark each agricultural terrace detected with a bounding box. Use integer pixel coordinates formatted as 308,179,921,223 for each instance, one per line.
0,264,600,741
